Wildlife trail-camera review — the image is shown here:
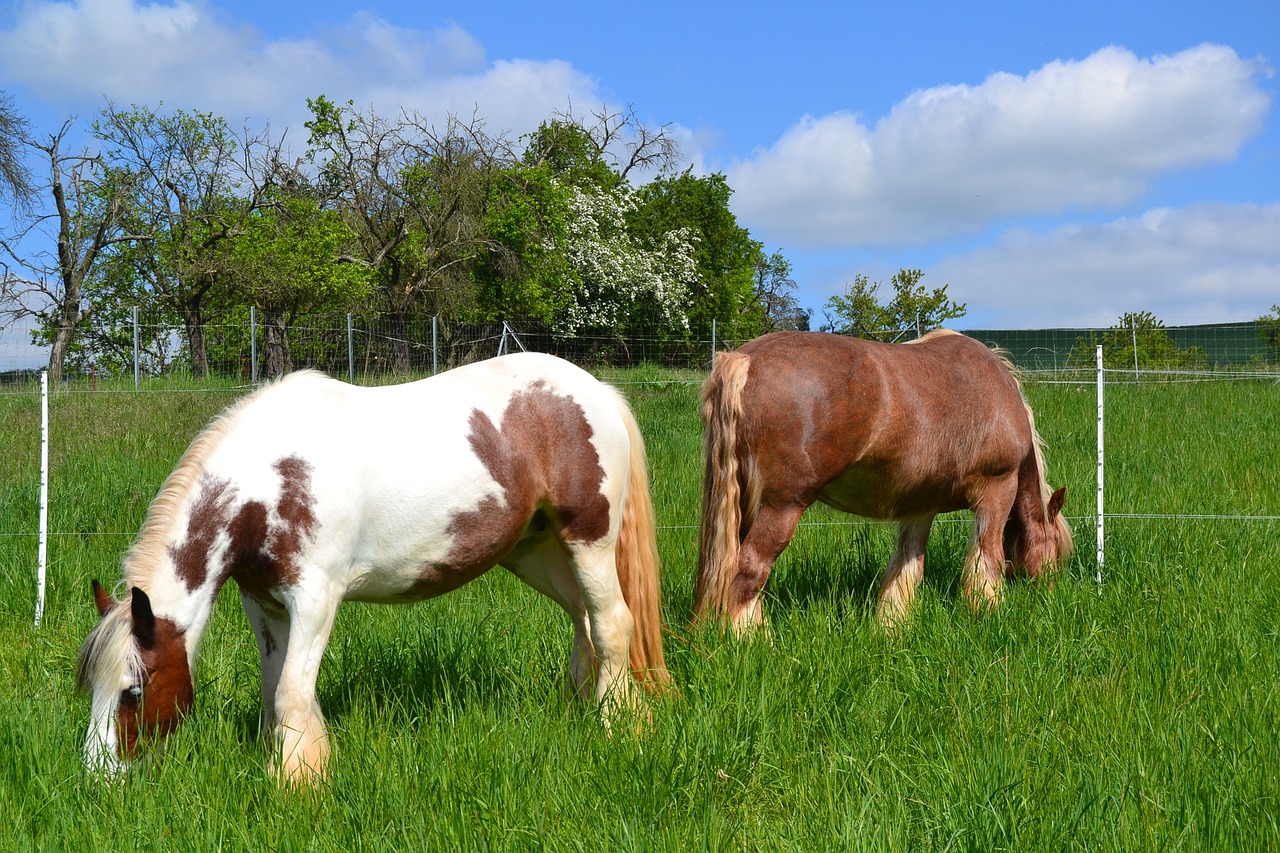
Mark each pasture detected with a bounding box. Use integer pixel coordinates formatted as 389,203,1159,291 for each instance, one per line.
0,369,1277,850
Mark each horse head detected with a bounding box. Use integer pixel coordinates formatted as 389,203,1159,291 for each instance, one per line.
78,581,194,776
1004,486,1072,580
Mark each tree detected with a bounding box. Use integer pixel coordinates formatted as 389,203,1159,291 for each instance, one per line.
1069,311,1207,371
472,159,575,325
92,103,283,377
0,90,33,208
822,268,966,340
0,119,144,384
629,170,764,342
472,110,693,344
1257,304,1280,364
522,106,680,187
223,191,373,378
751,249,809,332
57,242,183,377
554,182,698,338
305,97,504,370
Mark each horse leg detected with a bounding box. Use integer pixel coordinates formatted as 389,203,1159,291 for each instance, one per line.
271,584,342,784
964,478,1018,611
875,515,936,629
239,591,290,735
731,502,806,633
562,539,636,723
504,536,596,702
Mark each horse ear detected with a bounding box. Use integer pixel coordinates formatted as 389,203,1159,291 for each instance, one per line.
91,579,114,617
130,587,157,648
1047,486,1066,520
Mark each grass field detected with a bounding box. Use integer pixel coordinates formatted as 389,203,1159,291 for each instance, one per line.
0,369,1277,851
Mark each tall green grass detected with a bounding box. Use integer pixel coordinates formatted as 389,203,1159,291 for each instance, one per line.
0,373,1276,850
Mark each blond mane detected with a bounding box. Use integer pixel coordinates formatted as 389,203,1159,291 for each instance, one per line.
916,329,1073,554
75,599,142,693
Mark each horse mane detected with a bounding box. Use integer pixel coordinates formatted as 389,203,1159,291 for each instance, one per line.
984,340,1076,560
920,329,1073,556
1023,398,1076,557
80,372,325,693
905,327,962,344
120,371,322,592
75,597,142,694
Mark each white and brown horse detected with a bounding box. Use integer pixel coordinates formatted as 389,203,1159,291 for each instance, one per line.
695,330,1073,631
77,353,669,783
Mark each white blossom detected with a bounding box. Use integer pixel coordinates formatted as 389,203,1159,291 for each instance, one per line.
552,182,698,336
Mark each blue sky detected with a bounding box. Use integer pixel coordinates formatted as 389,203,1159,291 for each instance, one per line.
1,0,1277,332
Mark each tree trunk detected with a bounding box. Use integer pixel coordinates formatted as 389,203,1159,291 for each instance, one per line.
389,307,412,374
263,312,291,379
45,270,85,386
46,311,77,386
181,302,209,378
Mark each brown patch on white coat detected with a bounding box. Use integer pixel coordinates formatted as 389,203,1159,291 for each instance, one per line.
77,454,319,770
78,358,670,785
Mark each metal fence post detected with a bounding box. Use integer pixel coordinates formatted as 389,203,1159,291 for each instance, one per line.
132,306,140,390
250,306,258,384
432,315,439,376
711,319,717,370
347,313,355,384
1132,318,1139,382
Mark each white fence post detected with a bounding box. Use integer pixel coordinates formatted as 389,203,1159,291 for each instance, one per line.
1096,344,1105,585
36,371,49,627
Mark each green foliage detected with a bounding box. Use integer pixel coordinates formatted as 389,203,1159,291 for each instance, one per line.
18,95,791,374
472,162,575,324
1256,304,1280,364
225,194,372,313
823,268,966,339
629,170,765,341
521,119,620,190
219,194,373,376
1070,311,1208,371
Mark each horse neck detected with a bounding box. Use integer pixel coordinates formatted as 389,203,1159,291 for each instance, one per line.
122,448,237,661
122,549,223,666
1008,451,1055,559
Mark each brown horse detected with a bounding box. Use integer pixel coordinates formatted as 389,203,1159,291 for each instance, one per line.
695,330,1072,630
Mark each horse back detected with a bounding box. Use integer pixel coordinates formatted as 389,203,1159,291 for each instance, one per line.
161,356,631,604
729,332,1033,518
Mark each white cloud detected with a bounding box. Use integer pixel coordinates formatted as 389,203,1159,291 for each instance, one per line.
931,203,1280,326
0,0,605,136
729,45,1272,249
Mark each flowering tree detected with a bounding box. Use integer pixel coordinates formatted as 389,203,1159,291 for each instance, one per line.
554,183,698,337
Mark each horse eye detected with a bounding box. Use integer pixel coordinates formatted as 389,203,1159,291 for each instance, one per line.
121,685,144,705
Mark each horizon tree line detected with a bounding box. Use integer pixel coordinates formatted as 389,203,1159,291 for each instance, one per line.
1,93,809,383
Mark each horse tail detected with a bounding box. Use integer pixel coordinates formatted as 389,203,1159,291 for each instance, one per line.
613,393,671,692
694,351,755,625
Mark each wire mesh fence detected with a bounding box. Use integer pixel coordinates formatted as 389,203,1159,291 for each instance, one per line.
3,311,1278,388
3,311,1278,630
